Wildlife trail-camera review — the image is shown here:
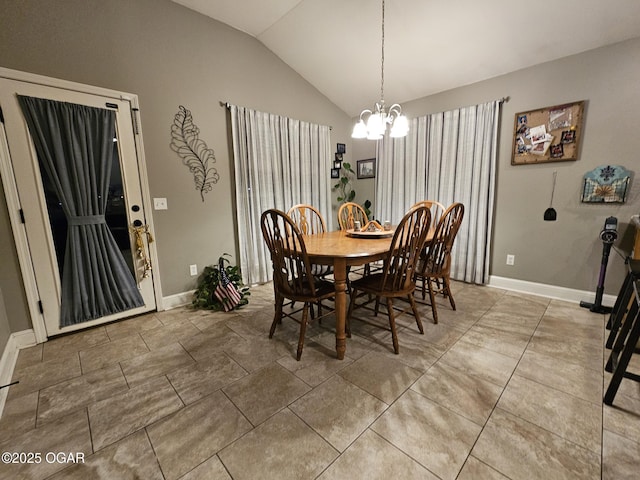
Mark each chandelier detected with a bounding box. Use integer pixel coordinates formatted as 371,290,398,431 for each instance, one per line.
352,0,409,140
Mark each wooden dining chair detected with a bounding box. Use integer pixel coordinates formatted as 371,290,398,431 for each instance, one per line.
286,204,333,279
287,204,327,235
337,202,378,276
411,200,445,290
346,206,432,354
414,202,465,324
337,202,368,230
261,209,335,360
411,200,445,227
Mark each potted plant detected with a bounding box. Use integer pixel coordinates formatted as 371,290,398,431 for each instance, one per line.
192,254,250,311
333,162,375,219
333,162,356,203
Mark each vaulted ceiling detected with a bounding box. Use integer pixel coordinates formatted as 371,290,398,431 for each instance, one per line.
171,0,640,116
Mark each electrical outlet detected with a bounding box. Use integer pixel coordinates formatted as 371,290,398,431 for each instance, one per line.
506,254,515,266
189,264,197,276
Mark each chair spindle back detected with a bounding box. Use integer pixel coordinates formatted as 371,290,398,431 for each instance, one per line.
337,202,368,230
261,209,317,299
381,206,432,292
287,204,327,235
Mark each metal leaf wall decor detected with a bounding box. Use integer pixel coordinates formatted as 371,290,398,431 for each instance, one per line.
170,105,220,201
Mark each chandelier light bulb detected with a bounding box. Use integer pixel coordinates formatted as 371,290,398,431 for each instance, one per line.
366,112,385,139
390,114,409,137
352,119,368,139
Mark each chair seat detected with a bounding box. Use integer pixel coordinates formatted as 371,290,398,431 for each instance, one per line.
287,277,335,301
415,257,428,273
351,273,415,297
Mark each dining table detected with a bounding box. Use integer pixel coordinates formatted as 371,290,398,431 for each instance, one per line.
301,229,395,360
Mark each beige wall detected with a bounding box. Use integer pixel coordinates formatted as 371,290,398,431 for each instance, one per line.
352,37,640,295
0,0,638,347
0,288,10,359
0,179,29,338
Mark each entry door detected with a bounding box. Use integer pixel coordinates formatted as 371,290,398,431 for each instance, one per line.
0,78,156,337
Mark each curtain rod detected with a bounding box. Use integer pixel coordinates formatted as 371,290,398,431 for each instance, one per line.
220,101,332,129
224,97,509,107
223,97,508,108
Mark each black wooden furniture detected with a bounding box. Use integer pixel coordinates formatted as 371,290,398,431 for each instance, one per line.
604,259,640,405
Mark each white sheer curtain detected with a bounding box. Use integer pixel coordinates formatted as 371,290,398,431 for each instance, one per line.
376,100,501,284
230,105,332,285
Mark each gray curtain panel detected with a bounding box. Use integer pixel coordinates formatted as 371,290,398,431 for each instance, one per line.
18,95,144,327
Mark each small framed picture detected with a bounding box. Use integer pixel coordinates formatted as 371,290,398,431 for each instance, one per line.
550,144,564,158
333,160,342,169
561,130,576,144
516,115,528,135
357,158,376,179
335,153,343,162
330,168,340,179
336,143,346,154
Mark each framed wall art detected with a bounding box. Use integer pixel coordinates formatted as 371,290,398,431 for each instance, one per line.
357,158,376,179
511,100,585,165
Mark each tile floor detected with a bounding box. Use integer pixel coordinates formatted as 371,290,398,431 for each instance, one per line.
1,281,639,479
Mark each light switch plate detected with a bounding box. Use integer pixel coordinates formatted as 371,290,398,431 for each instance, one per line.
153,198,168,210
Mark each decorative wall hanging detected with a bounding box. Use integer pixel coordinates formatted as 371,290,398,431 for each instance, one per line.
170,105,220,201
511,100,585,165
130,224,154,278
581,165,630,203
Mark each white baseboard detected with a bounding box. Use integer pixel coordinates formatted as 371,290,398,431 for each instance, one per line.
488,275,617,306
161,290,195,311
171,281,617,309
0,329,36,418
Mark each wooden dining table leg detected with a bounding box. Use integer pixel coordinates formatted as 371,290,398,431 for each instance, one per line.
333,257,347,360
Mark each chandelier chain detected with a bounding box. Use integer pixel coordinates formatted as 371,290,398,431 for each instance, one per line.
380,0,385,105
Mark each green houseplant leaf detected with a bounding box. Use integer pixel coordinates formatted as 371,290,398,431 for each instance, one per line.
333,162,356,204
192,254,250,311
